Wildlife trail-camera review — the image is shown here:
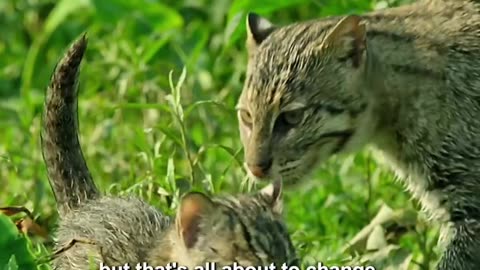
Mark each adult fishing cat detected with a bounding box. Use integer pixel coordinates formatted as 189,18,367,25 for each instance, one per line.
237,0,480,269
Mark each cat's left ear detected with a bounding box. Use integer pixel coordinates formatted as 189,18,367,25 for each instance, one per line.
260,180,283,215
176,192,215,249
318,15,367,68
246,12,276,52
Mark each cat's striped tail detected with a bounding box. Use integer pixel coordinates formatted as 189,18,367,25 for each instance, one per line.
41,34,100,215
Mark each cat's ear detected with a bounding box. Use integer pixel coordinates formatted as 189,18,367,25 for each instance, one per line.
260,180,283,215
246,12,276,52
319,15,366,68
176,192,215,248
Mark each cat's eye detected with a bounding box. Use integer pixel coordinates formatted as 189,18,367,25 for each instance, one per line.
239,110,253,125
281,109,305,126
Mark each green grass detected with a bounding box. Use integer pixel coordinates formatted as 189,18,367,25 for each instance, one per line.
0,0,438,269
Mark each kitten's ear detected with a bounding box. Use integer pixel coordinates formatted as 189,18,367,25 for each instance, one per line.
246,12,276,52
319,15,366,68
176,192,215,248
260,180,283,215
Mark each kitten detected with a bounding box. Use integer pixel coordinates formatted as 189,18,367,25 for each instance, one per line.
42,35,298,269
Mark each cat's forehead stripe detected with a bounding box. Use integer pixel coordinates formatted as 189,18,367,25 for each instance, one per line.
216,195,294,263
247,85,280,115
245,22,333,113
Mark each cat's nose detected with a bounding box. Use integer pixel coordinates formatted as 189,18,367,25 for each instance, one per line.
248,159,273,178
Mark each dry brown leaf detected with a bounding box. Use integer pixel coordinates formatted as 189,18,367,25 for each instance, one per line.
51,238,97,259
0,206,34,219
342,202,418,254
1,205,49,239
15,217,49,239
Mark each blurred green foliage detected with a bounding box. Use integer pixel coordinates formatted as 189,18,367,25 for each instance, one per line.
0,0,437,269
0,214,36,270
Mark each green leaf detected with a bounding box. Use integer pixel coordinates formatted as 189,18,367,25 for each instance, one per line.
20,0,92,126
156,125,183,148
166,157,176,191
0,215,36,270
141,34,173,64
91,0,183,31
43,0,92,38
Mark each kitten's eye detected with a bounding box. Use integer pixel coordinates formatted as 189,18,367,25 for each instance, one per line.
239,110,253,126
281,109,305,126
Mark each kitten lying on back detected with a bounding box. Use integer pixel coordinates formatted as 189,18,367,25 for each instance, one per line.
42,35,298,269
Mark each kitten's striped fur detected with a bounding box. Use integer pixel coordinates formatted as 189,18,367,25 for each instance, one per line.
238,0,480,269
42,36,297,269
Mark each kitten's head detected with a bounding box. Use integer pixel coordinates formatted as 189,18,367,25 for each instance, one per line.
173,180,298,269
237,13,380,184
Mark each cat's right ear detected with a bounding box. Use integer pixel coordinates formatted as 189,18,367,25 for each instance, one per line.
176,192,215,249
246,13,276,52
318,15,366,69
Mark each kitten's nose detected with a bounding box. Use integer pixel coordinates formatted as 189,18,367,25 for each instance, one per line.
248,159,273,178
